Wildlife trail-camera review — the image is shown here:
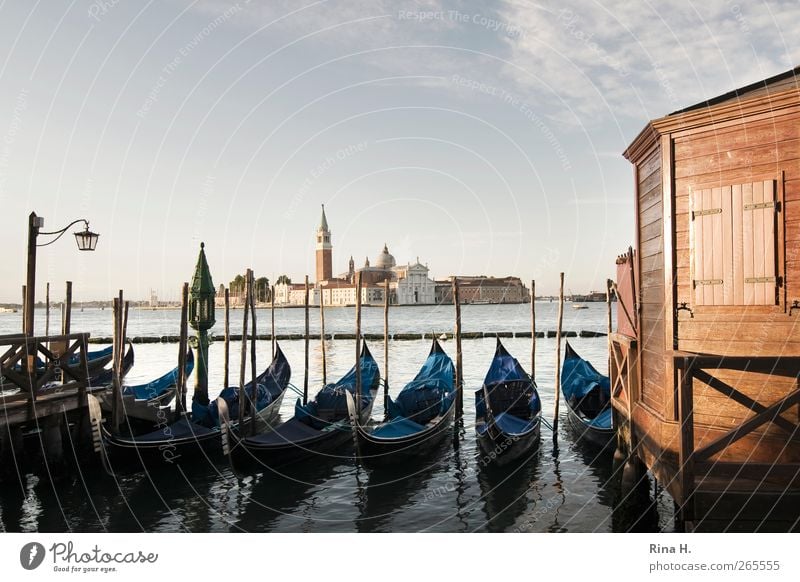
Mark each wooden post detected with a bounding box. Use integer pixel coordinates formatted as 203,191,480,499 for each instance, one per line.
678,357,695,525
383,278,390,418
355,272,363,415
63,281,72,335
249,272,258,435
45,282,50,337
531,279,536,378
177,283,189,416
303,275,310,405
223,287,230,389
606,278,613,373
453,278,463,420
553,273,565,441
320,285,327,385
270,284,275,359
111,296,120,432
21,285,26,334
24,212,38,338
238,269,251,425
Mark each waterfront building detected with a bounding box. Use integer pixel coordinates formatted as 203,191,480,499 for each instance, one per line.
434,276,530,304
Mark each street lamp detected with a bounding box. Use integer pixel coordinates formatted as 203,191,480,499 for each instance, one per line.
25,211,100,337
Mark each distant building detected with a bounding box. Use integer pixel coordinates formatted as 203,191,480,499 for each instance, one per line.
435,276,530,304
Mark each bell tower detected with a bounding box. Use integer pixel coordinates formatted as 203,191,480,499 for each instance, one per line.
316,204,332,283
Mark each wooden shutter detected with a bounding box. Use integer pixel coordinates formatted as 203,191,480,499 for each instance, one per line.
692,188,726,305
742,180,777,305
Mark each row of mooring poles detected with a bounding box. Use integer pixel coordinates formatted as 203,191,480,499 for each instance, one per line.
26,281,72,336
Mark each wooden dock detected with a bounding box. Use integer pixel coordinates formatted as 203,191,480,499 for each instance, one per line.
0,332,105,477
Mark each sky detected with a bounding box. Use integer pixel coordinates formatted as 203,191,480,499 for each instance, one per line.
0,0,798,302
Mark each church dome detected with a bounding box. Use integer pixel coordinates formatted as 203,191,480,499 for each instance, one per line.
375,243,396,269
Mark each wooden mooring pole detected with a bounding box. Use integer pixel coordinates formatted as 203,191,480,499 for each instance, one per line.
303,275,310,405
177,283,189,416
383,278,389,419
223,287,230,389
238,270,251,426
355,272,363,414
553,273,564,442
320,285,327,385
63,281,72,335
270,284,276,359
531,279,536,378
45,282,50,337
249,273,258,435
453,278,463,420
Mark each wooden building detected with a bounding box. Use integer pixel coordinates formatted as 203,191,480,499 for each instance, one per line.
612,66,800,531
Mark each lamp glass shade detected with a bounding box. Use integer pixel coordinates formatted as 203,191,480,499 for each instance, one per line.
74,228,99,251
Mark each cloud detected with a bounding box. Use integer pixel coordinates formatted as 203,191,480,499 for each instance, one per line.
498,0,800,124
175,0,800,128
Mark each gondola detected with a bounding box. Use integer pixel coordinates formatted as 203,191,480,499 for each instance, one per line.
96,350,193,423
348,339,455,465
100,344,291,464
86,342,135,388
224,343,380,471
475,339,541,466
561,341,614,446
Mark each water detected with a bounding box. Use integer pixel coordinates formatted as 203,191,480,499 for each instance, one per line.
0,303,676,532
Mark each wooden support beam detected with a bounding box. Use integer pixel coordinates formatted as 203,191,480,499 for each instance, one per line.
531,280,536,378
383,278,389,419
320,284,327,385
249,272,257,435
678,357,695,522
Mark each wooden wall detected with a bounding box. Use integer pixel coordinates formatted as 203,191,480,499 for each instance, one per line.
637,144,667,416
670,106,800,441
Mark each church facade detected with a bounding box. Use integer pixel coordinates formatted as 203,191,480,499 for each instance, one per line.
274,206,437,306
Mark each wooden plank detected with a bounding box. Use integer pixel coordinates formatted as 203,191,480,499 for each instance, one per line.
763,180,777,305
641,218,664,243
703,189,714,305
731,184,744,304
742,182,755,305
640,236,663,259
675,138,800,180
753,180,766,304
678,338,800,357
712,187,725,304
692,188,704,305
674,113,800,161
675,158,800,198
640,201,663,228
639,148,661,181
720,186,733,304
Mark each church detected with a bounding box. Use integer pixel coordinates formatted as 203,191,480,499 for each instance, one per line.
275,206,436,306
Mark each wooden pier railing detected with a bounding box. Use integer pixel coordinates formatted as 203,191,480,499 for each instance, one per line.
0,333,91,415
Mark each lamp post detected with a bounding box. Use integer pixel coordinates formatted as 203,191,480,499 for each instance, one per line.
189,242,216,406
24,211,99,337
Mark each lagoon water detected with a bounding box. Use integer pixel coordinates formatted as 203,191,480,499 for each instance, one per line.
0,302,675,532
